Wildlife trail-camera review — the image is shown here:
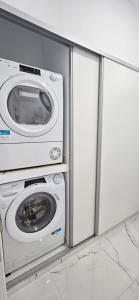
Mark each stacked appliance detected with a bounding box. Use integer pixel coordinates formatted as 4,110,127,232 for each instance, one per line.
0,58,63,171
0,58,65,275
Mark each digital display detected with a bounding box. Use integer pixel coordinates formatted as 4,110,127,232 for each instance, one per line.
24,177,46,188
19,64,41,76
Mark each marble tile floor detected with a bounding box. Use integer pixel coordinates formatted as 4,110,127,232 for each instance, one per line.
8,212,139,300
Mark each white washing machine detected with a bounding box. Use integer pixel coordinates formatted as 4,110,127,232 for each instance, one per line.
0,58,63,171
0,173,65,274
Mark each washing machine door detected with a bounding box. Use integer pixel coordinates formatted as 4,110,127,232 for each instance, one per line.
5,184,63,243
0,74,59,137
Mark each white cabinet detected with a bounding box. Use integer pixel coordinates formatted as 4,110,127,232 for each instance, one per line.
98,58,139,234
72,48,99,246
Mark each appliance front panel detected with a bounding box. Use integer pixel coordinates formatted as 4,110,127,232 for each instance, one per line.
0,142,63,171
1,173,65,274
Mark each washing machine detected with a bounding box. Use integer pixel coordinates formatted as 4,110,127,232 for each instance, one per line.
0,173,65,274
0,58,63,171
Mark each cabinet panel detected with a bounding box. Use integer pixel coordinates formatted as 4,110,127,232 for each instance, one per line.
72,48,99,245
98,58,139,234
0,232,7,300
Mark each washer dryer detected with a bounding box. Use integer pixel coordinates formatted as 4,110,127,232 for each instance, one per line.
0,58,63,171
0,173,65,274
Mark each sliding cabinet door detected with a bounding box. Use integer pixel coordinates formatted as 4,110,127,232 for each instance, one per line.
72,48,99,246
98,58,139,234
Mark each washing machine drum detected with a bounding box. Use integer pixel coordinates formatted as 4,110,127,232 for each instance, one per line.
6,185,61,243
0,74,58,137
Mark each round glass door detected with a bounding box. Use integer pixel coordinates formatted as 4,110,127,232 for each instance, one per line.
15,192,57,233
0,74,59,137
8,86,52,126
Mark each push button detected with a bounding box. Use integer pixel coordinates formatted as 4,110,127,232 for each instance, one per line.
53,174,62,184
50,73,59,81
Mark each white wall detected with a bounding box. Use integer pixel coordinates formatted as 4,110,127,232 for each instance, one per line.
1,0,139,67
